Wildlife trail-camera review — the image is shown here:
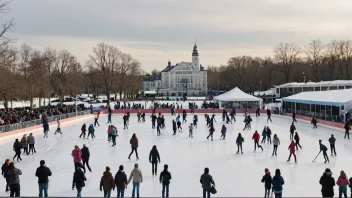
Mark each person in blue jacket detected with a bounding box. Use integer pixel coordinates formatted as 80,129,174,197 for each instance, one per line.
43,122,49,138
319,140,329,163
271,169,284,198
193,114,198,129
87,124,95,139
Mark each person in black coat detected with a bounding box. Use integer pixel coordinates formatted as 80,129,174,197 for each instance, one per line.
72,167,87,198
349,176,352,198
1,159,10,192
115,165,127,198
160,164,172,198
157,116,162,136
289,123,296,140
292,112,297,123
35,160,52,197
13,139,22,162
149,145,161,175
312,117,317,129
79,124,87,139
266,109,272,123
151,114,157,129
319,168,335,197
328,134,337,156
172,120,177,135
81,144,92,172
344,122,351,139
261,168,272,198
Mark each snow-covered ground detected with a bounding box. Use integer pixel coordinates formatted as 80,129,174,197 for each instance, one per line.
0,114,350,197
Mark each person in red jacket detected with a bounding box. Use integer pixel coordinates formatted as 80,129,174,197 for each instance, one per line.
252,131,263,152
287,140,297,163
71,145,85,172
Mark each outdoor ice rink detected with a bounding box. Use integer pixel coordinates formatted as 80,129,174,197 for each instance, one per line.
0,113,351,197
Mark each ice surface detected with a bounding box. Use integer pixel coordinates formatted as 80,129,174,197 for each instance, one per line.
0,113,351,197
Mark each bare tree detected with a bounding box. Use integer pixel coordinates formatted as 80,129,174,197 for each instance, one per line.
338,40,352,79
273,43,301,83
0,44,17,111
88,43,121,105
0,1,14,46
43,47,57,105
304,40,325,82
324,41,340,80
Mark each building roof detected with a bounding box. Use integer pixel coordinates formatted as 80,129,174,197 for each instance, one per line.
214,87,262,102
142,75,161,82
282,89,352,106
254,88,276,97
275,80,352,88
161,66,174,72
192,43,199,56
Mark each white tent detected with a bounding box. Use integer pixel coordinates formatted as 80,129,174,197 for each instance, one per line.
214,87,262,102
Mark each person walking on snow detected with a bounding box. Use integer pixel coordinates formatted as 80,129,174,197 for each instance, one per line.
287,140,297,163
35,160,52,197
149,145,160,175
272,134,280,156
319,140,329,163
27,133,36,154
80,124,87,139
289,122,296,140
127,163,143,198
87,124,95,139
329,134,337,156
220,125,227,140
100,166,115,198
252,131,263,152
336,170,349,198
261,126,267,143
81,144,92,172
344,122,351,139
207,125,215,141
261,168,272,198
159,164,172,198
128,134,139,160
189,123,194,138
294,132,302,150
236,133,244,154
114,165,127,198
319,168,335,198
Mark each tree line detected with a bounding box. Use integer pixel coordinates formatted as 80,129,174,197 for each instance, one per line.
207,40,352,93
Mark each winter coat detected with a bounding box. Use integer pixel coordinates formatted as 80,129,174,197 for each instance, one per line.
72,149,82,162
149,148,160,163
252,133,260,142
266,128,272,136
172,121,176,130
27,135,35,145
221,126,227,134
157,117,162,125
100,171,115,191
273,138,280,146
200,173,215,190
159,169,172,185
81,147,90,160
236,136,244,144
193,115,198,121
7,167,22,185
130,137,138,148
262,129,267,137
72,169,86,189
337,176,350,192
81,124,86,132
114,170,127,189
261,171,272,189
1,164,9,178
288,142,296,153
189,125,194,132
88,125,94,133
349,177,352,189
344,123,351,130
290,125,296,132
35,165,52,183
107,126,111,134
21,137,28,148
43,122,49,131
267,109,271,116
128,168,143,183
329,137,336,145
320,143,328,152
111,127,117,136
272,174,284,193
13,141,21,153
320,172,335,197
312,118,317,124
294,134,300,141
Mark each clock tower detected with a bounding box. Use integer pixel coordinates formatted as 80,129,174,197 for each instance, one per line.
192,43,199,69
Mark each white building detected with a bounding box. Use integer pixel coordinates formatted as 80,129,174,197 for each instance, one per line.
144,43,208,97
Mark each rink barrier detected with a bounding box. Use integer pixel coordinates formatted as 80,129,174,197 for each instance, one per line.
0,114,94,143
273,114,346,133
102,109,268,114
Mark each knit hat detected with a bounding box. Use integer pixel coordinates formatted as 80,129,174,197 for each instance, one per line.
134,163,139,168
275,169,281,175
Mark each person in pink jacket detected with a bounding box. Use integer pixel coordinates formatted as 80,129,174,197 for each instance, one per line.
71,145,85,172
107,125,112,142
336,170,349,198
287,141,297,163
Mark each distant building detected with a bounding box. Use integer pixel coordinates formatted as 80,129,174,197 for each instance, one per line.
142,43,208,96
275,80,352,98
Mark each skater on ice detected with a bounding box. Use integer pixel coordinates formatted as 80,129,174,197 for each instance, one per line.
266,108,272,123
1,159,10,192
172,120,177,135
13,139,22,162
27,133,36,154
220,124,226,140
71,145,85,173
137,112,141,122
149,145,161,175
319,140,329,163
193,114,198,129
114,165,128,198
151,113,157,129
81,144,92,172
261,126,267,143
189,123,194,138
157,115,162,136
256,107,260,117
54,119,62,134
261,168,272,198
127,163,143,198
128,133,139,160
207,125,215,141
141,113,146,122
200,167,215,198
252,131,263,152
72,166,87,198
159,164,172,198
236,133,244,154
329,134,337,156
94,116,100,127
20,134,29,155
287,140,297,163
79,123,87,139
176,117,182,131
87,124,95,139
271,169,284,198
123,114,129,129
110,125,118,146
266,126,272,144
222,109,226,121
294,132,302,150
43,121,49,138
292,112,297,123
272,134,280,156
311,117,317,129
289,122,296,140
7,162,22,197
344,122,351,139
182,110,187,122
107,125,112,142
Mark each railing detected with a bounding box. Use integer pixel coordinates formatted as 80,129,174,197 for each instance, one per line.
0,110,92,133
280,108,344,123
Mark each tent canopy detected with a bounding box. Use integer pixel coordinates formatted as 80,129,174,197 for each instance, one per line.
282,89,352,106
214,87,262,102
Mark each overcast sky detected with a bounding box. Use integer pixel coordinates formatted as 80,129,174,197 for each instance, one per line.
7,0,352,72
